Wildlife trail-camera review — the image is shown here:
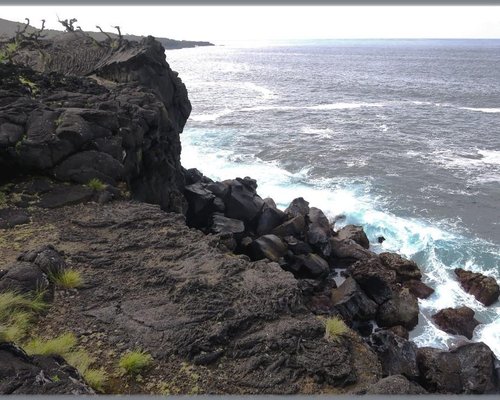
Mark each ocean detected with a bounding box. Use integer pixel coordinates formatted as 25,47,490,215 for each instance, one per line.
166,39,500,357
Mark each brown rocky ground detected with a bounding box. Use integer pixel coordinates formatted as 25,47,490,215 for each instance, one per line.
0,196,381,394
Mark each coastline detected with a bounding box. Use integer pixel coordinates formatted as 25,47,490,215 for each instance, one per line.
0,32,499,395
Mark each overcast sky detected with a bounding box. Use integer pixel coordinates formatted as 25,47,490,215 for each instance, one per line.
1,6,500,43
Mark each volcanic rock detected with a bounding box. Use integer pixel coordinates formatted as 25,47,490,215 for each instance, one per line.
455,268,499,306
287,253,329,279
284,197,309,219
379,252,422,282
0,208,30,229
403,279,434,299
272,215,306,238
0,261,50,295
329,237,374,267
348,258,397,305
0,343,94,394
364,375,427,394
368,330,419,380
256,205,286,236
376,288,419,330
210,214,245,239
417,342,498,394
331,277,378,322
432,306,481,339
248,234,288,262
336,225,369,249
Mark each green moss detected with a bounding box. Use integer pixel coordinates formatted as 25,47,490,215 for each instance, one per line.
324,316,350,342
118,350,153,376
86,178,107,192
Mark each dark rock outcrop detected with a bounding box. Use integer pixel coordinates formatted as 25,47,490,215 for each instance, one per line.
368,330,419,380
363,375,427,394
336,225,369,249
0,261,50,295
379,252,422,282
0,342,94,394
284,197,309,219
0,208,30,228
347,258,397,305
331,277,377,323
455,268,499,306
376,288,419,330
1,34,191,213
247,234,287,262
417,343,498,394
432,306,481,340
403,279,434,299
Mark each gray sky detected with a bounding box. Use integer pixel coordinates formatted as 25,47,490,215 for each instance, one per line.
1,6,500,43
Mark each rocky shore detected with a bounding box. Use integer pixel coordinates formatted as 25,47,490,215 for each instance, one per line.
0,31,499,394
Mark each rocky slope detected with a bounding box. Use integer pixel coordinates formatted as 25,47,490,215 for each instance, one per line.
1,33,499,394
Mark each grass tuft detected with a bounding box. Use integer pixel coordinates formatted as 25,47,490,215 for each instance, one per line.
86,178,107,192
324,316,350,342
25,332,77,356
83,368,108,392
0,291,47,343
50,269,83,289
118,350,153,375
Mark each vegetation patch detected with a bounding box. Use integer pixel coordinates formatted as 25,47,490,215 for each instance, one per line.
0,291,47,342
118,350,153,376
324,316,350,342
25,332,108,392
87,178,107,191
25,332,77,356
50,269,84,289
18,76,39,96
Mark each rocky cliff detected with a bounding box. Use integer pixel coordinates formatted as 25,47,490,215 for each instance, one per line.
1,34,499,395
1,33,191,212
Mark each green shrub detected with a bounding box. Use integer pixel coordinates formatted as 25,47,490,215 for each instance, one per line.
324,316,350,342
118,350,153,375
50,269,83,289
86,178,106,191
25,332,77,356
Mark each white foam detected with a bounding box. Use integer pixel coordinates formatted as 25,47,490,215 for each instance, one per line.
181,127,500,358
478,149,500,166
460,107,500,113
307,102,385,110
475,319,500,359
190,109,234,122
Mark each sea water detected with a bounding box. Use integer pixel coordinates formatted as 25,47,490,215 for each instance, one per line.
166,39,500,357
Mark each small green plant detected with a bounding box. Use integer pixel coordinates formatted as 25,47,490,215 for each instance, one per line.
118,350,153,376
18,76,39,95
0,41,19,64
50,269,83,289
51,375,61,383
25,332,77,356
324,316,350,342
86,178,106,191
